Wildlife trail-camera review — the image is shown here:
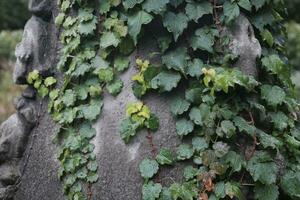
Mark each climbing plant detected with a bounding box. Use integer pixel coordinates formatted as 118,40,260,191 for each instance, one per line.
27,0,300,199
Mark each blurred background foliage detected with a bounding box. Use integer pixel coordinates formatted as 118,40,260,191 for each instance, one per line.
0,1,299,122
0,0,29,31
0,30,24,122
286,0,300,91
0,0,27,122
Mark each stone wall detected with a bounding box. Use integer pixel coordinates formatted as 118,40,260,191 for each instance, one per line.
0,1,261,199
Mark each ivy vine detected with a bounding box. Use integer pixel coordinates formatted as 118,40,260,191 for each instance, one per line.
25,0,300,199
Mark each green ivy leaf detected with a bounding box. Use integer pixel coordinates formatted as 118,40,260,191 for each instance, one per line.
78,8,94,22
64,174,76,187
224,151,244,172
261,84,286,107
192,137,208,152
280,170,300,199
62,89,76,107
246,151,278,185
57,108,77,124
145,114,160,131
33,79,42,89
99,0,111,14
254,183,279,200
91,56,110,69
81,100,103,121
44,77,57,87
190,27,218,53
270,111,289,131
223,1,240,24
189,107,203,126
78,18,97,35
119,36,135,55
142,181,162,200
79,122,96,139
114,56,130,72
251,10,274,31
126,102,144,116
98,68,114,83
213,142,230,158
260,29,274,47
169,182,198,200
220,120,236,138
62,16,77,29
176,144,194,160
87,160,98,172
49,89,59,100
150,71,181,92
55,13,65,26
139,159,159,179
157,35,172,53
162,47,189,73
132,83,147,99
170,97,190,116
187,59,204,78
76,167,88,179
159,188,172,200
27,70,40,84
185,88,203,104
38,85,49,98
261,54,291,86
251,0,267,10
142,0,168,14
72,63,91,77
123,0,144,9
238,0,252,11
233,116,255,136
127,10,153,44
163,12,188,41
183,166,198,181
106,78,124,96
87,172,99,183
185,1,213,22
89,85,102,97
65,135,82,151
225,182,245,200
256,129,281,149
215,182,226,198
176,119,194,136
100,31,121,48
156,148,173,165
74,85,88,101
60,0,71,12
119,117,140,143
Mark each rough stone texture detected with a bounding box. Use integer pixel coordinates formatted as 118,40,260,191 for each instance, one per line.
0,91,38,199
14,16,53,84
10,1,185,199
0,1,263,200
224,14,262,78
93,48,185,200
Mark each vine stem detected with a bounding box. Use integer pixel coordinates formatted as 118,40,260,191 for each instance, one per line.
211,0,223,32
246,111,259,161
87,183,92,200
146,129,162,184
146,130,157,159
240,111,258,184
